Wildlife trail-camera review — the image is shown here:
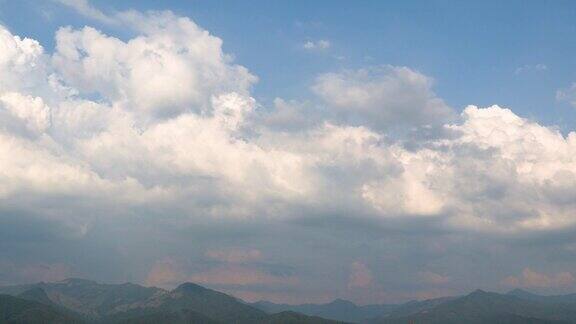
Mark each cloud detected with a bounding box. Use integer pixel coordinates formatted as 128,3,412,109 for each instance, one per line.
0,92,51,135
3,1,576,304
303,40,331,50
312,66,455,131
145,257,297,289
0,24,49,95
3,10,576,236
0,260,72,285
56,0,117,25
515,64,548,75
145,258,187,288
52,13,257,119
205,248,262,263
257,98,322,132
502,268,575,289
418,271,450,285
190,265,299,287
348,261,373,288
556,83,576,107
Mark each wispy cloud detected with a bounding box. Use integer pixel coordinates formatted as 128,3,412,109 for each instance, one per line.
515,63,548,75
303,39,331,50
55,0,117,24
556,83,576,107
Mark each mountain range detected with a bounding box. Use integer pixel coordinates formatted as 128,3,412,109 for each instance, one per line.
0,279,341,323
252,289,576,324
251,298,398,323
2,279,576,323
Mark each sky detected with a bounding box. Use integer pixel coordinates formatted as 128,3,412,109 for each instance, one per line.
1,0,576,304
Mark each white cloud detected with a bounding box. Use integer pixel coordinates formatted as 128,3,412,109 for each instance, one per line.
0,25,50,96
52,12,257,119
312,66,455,131
303,39,330,50
515,63,547,75
0,92,51,134
3,5,576,300
2,11,576,237
257,98,321,131
557,83,576,108
56,0,117,25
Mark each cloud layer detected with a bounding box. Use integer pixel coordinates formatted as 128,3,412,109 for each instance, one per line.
1,3,576,303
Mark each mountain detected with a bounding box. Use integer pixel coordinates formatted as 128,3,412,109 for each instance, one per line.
0,278,164,319
0,279,342,324
507,288,576,304
151,282,268,323
375,289,576,323
13,278,576,324
0,294,82,323
256,311,345,324
18,287,56,306
378,296,455,319
252,298,397,323
113,308,220,324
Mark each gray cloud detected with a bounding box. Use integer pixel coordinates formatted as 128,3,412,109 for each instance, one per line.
311,66,456,132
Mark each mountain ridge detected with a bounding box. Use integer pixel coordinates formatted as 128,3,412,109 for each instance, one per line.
0,278,343,324
6,279,576,323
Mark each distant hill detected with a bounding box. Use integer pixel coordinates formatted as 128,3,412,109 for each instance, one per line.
252,298,397,323
0,279,344,324
0,278,164,319
507,288,576,304
151,282,268,323
256,310,345,324
18,287,56,306
113,308,220,324
0,294,82,323
7,278,576,324
374,289,576,324
378,296,455,319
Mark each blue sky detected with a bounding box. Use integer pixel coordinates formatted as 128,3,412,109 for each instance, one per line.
2,0,576,304
2,0,576,128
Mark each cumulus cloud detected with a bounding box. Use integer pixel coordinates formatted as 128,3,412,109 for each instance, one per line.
502,268,575,289
3,11,576,236
0,92,51,135
3,1,576,303
0,25,49,95
312,66,455,131
52,13,256,119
